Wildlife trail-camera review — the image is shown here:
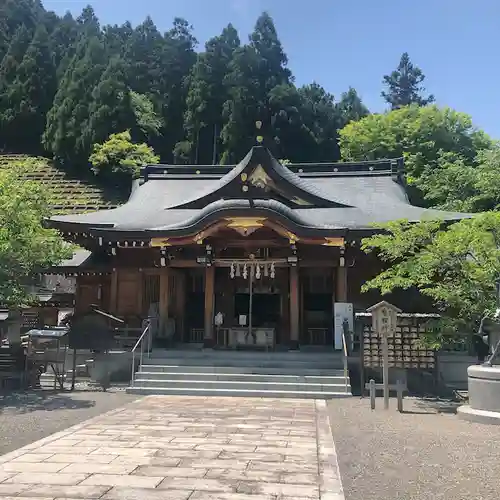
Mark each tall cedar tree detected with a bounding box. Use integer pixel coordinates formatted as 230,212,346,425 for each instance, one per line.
222,12,291,163
83,57,137,152
48,12,79,80
155,18,197,161
1,25,56,153
43,30,108,163
0,0,42,60
336,87,369,127
382,52,435,109
179,24,240,164
298,83,342,162
0,25,32,150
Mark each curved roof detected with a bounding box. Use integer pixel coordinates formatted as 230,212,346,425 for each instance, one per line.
48,146,471,238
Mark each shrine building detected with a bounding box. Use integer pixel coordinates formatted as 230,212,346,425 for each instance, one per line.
46,144,466,350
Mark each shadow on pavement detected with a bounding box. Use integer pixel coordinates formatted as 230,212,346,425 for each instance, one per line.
412,397,461,414
0,389,96,414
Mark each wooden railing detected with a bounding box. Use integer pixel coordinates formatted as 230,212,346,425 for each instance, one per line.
306,328,328,345
189,328,205,343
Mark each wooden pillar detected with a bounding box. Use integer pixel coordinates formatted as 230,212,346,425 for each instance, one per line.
336,255,348,302
159,269,170,336
289,266,300,350
110,269,118,314
204,265,215,348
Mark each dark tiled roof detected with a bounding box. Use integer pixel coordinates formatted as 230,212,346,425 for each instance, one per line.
49,147,470,236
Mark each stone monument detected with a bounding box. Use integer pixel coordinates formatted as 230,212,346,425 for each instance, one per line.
458,311,500,425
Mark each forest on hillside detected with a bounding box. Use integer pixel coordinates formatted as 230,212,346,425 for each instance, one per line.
0,1,432,169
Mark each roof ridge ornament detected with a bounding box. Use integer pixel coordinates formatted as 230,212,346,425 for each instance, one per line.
256,120,264,144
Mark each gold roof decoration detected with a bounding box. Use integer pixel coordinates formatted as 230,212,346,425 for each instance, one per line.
248,164,273,190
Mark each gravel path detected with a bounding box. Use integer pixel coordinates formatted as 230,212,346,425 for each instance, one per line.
329,397,500,500
0,386,137,456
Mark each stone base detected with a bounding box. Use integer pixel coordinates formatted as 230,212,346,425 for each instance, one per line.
457,405,500,425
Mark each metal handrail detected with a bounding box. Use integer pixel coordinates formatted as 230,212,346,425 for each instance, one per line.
341,329,349,393
130,323,151,387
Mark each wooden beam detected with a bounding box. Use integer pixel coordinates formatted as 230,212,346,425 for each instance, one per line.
289,266,300,349
204,266,215,348
110,269,118,314
159,269,170,336
336,265,348,302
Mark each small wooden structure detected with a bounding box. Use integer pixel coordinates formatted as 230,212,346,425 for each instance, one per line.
23,328,69,389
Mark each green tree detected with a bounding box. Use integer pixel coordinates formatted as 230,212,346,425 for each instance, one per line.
89,130,159,180
0,24,32,149
418,146,500,213
48,12,79,80
0,0,42,61
181,24,240,164
81,57,136,157
336,87,369,128
123,17,166,97
339,105,492,183
0,24,31,92
1,25,56,153
382,52,434,109
298,83,342,162
155,18,197,161
221,12,291,163
43,33,108,164
361,213,500,336
129,91,164,142
0,166,72,307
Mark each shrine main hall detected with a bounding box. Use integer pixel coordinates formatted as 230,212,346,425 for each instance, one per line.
47,144,465,350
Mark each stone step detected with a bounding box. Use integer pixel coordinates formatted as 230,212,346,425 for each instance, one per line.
148,349,342,361
139,364,345,376
132,378,350,393
126,386,351,399
135,371,346,384
141,358,343,369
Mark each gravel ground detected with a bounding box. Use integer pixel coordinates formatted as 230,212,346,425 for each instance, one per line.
329,397,500,500
0,384,137,456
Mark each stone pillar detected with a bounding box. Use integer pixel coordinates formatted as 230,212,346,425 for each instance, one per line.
289,266,300,350
204,265,215,348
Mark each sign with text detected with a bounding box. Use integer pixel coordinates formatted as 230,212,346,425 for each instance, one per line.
334,302,353,350
367,301,401,337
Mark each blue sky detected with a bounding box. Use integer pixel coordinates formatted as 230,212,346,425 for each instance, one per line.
43,0,500,138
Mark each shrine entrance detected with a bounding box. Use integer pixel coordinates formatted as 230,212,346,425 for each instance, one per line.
214,260,287,349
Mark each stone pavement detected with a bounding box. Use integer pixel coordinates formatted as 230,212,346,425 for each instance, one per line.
0,395,344,499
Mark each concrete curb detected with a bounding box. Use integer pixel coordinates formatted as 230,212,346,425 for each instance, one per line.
457,404,500,425
315,399,345,500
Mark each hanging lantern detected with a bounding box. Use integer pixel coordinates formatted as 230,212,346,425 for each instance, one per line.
264,263,269,277
270,262,276,279
236,263,241,277
230,263,235,279
255,264,261,279
243,264,248,279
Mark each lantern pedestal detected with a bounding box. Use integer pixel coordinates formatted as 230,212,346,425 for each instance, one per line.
458,365,500,425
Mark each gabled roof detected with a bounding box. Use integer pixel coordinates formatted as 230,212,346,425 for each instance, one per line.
48,146,470,240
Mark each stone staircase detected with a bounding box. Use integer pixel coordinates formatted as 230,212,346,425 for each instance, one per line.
127,349,352,399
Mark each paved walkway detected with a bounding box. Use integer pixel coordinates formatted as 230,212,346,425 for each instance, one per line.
0,396,344,499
